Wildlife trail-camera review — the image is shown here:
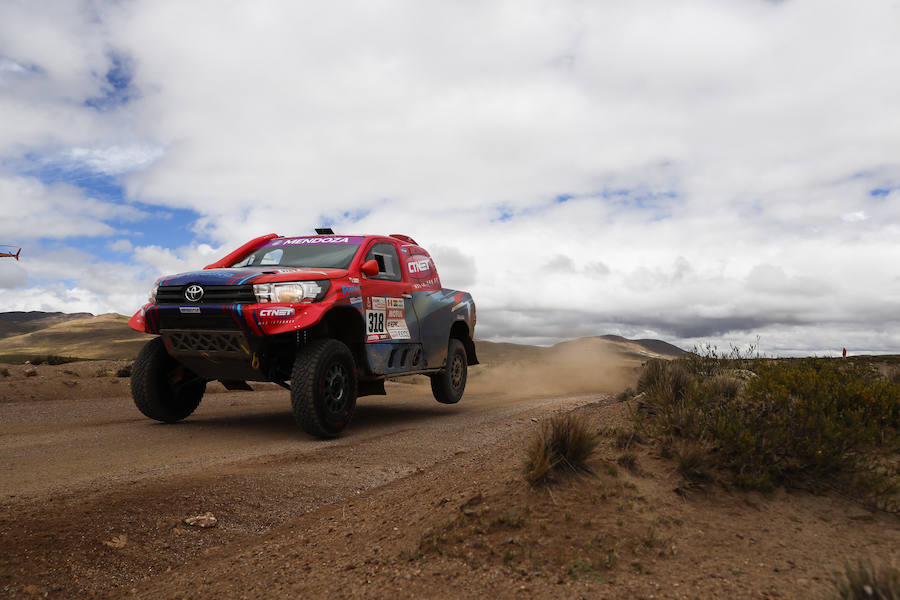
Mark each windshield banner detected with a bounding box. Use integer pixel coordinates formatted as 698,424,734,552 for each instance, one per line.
266,236,366,247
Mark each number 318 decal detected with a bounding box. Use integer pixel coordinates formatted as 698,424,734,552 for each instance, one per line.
366,310,386,334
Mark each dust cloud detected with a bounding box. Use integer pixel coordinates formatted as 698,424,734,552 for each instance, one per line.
467,340,643,397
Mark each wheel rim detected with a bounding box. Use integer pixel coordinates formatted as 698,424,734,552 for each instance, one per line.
322,362,349,415
450,355,464,390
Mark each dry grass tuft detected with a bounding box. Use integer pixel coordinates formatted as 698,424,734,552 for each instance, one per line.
524,413,599,486
674,441,712,484
617,453,638,472
830,561,900,600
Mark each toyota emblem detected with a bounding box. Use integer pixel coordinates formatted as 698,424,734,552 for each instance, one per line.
184,284,204,302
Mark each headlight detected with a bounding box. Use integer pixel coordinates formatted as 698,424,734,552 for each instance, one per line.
149,285,158,304
253,281,330,303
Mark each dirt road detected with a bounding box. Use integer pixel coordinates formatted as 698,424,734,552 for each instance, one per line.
0,378,607,598
2,384,601,500
6,345,892,599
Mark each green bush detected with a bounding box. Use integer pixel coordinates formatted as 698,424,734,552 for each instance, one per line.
524,413,599,486
634,352,900,505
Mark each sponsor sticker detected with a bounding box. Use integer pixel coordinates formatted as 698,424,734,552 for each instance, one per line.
350,296,363,306
407,258,431,274
268,236,364,247
387,318,410,340
413,277,439,289
341,285,361,295
366,309,386,336
179,306,201,314
259,307,296,319
364,297,410,341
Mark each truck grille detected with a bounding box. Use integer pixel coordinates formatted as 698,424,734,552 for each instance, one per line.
158,314,241,331
162,330,249,355
156,285,256,305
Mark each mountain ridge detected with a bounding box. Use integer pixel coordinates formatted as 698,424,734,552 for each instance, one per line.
0,311,685,363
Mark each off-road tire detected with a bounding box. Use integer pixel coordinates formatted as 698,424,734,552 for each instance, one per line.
291,339,358,438
131,337,206,423
430,338,467,404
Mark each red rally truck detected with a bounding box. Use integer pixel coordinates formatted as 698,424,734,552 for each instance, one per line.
128,232,477,438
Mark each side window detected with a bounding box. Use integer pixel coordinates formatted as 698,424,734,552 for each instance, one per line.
365,242,401,282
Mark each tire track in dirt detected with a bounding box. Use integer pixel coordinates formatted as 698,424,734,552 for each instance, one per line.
0,385,606,598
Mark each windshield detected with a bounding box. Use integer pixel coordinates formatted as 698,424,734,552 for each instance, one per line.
231,236,364,269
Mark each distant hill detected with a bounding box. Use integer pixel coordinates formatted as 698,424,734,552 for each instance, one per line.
476,335,684,364
0,313,150,362
0,311,94,341
0,310,684,365
597,334,686,357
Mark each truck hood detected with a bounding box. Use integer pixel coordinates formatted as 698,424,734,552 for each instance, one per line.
158,267,349,287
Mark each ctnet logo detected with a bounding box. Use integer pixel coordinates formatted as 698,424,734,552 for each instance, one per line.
259,308,295,318
408,259,431,274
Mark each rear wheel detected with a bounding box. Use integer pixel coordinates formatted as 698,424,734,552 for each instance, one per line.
291,339,357,438
131,337,206,423
430,338,467,404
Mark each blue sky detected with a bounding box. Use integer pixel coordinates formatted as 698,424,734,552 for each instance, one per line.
0,0,899,355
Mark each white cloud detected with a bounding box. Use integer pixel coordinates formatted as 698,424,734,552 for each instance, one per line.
108,239,133,253
132,243,221,280
65,145,164,175
0,173,145,240
0,259,26,289
842,211,868,223
0,0,899,354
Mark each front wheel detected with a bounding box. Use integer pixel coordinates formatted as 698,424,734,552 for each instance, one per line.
430,338,467,404
291,339,358,438
131,337,206,423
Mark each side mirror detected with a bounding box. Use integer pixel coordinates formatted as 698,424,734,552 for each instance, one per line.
361,259,380,277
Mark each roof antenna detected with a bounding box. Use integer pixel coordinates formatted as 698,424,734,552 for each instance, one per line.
315,228,335,235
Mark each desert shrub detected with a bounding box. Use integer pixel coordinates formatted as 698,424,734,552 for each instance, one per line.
615,387,634,402
674,441,713,484
703,374,741,401
115,363,133,378
830,561,900,600
29,355,77,366
724,360,899,492
888,367,900,386
634,353,900,505
524,413,599,486
616,452,638,472
1,367,9,377
45,355,74,366
613,429,641,449
637,359,692,403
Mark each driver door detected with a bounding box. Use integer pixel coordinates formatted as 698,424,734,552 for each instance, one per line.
360,241,424,374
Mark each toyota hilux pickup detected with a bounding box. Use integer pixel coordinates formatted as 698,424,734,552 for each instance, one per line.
128,232,477,438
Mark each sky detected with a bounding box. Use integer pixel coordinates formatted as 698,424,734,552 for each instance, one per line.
0,0,898,356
